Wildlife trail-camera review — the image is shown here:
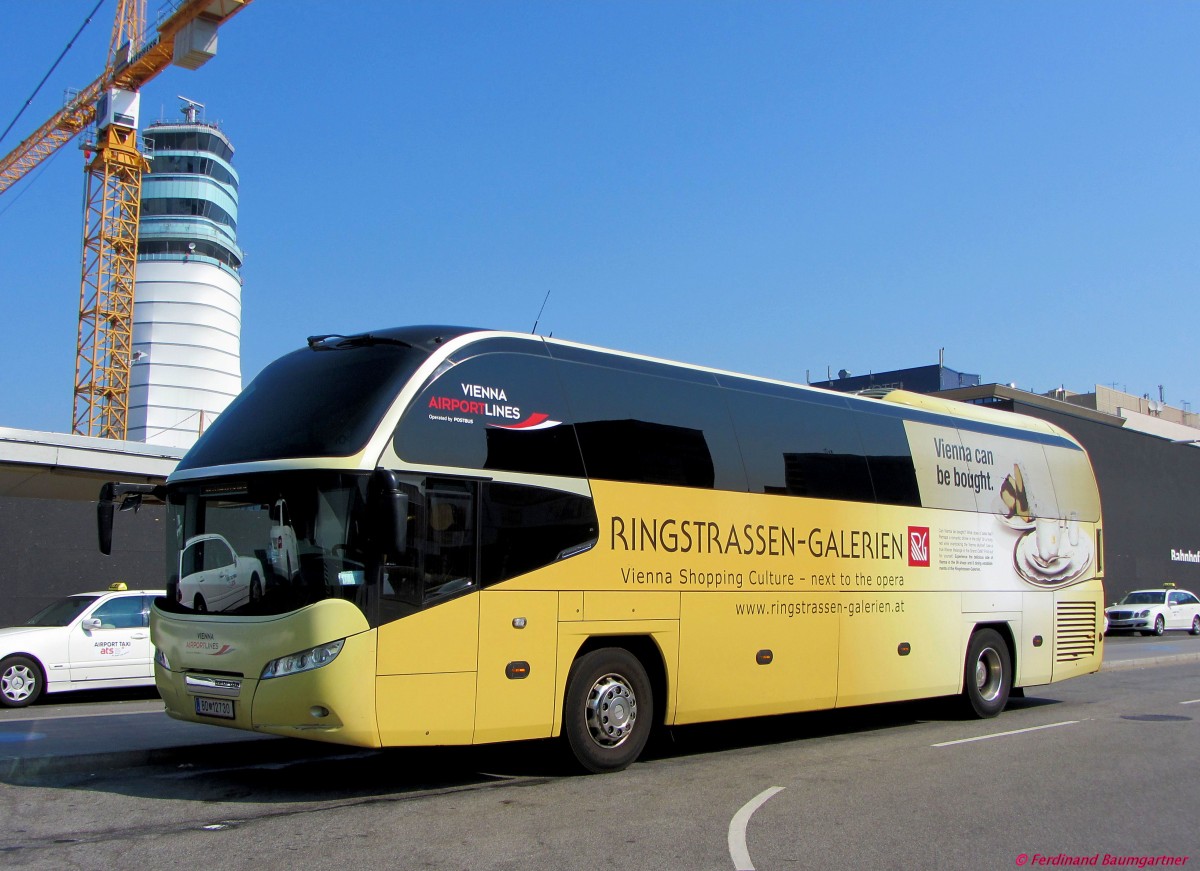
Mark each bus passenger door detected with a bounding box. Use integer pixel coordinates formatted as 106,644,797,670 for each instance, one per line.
474,590,559,743
375,478,481,746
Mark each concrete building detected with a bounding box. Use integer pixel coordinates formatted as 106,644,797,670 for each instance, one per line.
810,362,981,395
0,429,180,626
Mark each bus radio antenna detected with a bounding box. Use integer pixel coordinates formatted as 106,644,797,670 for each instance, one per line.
531,289,551,334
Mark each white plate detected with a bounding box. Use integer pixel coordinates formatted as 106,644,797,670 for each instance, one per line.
1014,530,1093,586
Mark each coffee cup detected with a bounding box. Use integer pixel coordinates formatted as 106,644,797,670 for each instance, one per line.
1035,517,1060,564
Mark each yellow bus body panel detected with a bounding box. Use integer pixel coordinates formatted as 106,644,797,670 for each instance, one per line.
152,599,379,746
375,594,480,745
835,592,962,708
675,592,838,723
376,594,479,675
474,590,559,743
253,629,380,746
376,672,476,745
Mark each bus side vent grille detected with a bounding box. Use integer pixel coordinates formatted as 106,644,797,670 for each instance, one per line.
1055,600,1097,662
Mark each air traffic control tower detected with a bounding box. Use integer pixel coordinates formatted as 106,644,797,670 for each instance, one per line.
127,99,243,448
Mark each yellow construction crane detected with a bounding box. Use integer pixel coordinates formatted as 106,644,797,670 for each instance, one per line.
0,0,252,439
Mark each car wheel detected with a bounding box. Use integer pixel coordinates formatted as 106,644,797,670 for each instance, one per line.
563,648,653,773
250,574,262,603
1,655,44,708
961,629,1011,718
1153,615,1165,636
194,594,207,613
1190,616,1200,636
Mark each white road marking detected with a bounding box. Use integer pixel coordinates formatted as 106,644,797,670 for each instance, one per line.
932,720,1080,747
728,786,785,871
1180,699,1200,705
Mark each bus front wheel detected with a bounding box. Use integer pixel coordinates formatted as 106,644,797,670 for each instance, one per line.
564,648,653,774
962,629,1011,718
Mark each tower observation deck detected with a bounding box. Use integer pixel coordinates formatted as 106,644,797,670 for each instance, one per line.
127,100,243,448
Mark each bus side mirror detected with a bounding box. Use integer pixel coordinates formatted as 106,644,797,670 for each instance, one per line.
371,469,409,557
98,482,166,555
380,491,409,555
98,489,116,555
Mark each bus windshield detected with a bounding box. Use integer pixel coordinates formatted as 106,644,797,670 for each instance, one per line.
164,472,373,618
176,337,433,470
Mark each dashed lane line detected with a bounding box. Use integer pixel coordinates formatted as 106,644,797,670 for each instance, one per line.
931,720,1080,747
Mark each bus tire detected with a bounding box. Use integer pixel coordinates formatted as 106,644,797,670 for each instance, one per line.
962,629,1011,718
564,648,652,774
1,655,44,708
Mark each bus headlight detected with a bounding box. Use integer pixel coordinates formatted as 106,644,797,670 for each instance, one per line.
260,639,345,680
154,647,171,670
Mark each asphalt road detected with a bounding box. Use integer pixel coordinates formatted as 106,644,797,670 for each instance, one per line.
0,634,1196,871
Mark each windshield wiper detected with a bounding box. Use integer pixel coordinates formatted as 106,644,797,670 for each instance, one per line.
307,333,413,351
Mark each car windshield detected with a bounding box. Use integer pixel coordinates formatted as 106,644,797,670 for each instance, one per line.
1119,591,1167,605
25,595,100,627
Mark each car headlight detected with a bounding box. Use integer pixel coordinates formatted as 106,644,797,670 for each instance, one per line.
1136,609,1151,618
154,647,171,670
260,639,345,680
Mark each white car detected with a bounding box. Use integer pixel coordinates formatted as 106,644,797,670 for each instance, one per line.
0,584,164,708
178,533,264,613
1105,587,1200,637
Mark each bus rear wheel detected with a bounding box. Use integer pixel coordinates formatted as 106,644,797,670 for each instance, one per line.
564,648,652,774
962,629,1011,718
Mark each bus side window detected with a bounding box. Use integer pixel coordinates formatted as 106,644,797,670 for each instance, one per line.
379,479,477,617
422,487,476,601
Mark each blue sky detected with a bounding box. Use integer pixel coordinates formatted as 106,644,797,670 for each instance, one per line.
2,1,1199,434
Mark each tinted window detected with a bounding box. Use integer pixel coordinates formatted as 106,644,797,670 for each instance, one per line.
141,197,236,230
395,352,585,477
378,478,479,621
148,154,238,187
722,385,874,502
180,342,431,468
557,360,745,491
145,130,234,161
852,408,922,506
481,483,598,585
138,238,241,269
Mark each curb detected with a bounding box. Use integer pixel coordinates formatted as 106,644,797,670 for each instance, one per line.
1101,651,1200,671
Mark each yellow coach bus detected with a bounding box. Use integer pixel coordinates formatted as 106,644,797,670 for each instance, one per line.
101,327,1105,772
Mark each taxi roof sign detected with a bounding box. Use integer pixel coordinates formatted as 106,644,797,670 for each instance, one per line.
108,582,128,591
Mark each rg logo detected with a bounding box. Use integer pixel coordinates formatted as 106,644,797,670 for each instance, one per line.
908,527,930,567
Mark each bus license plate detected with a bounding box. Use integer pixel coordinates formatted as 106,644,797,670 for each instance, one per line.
195,696,235,719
